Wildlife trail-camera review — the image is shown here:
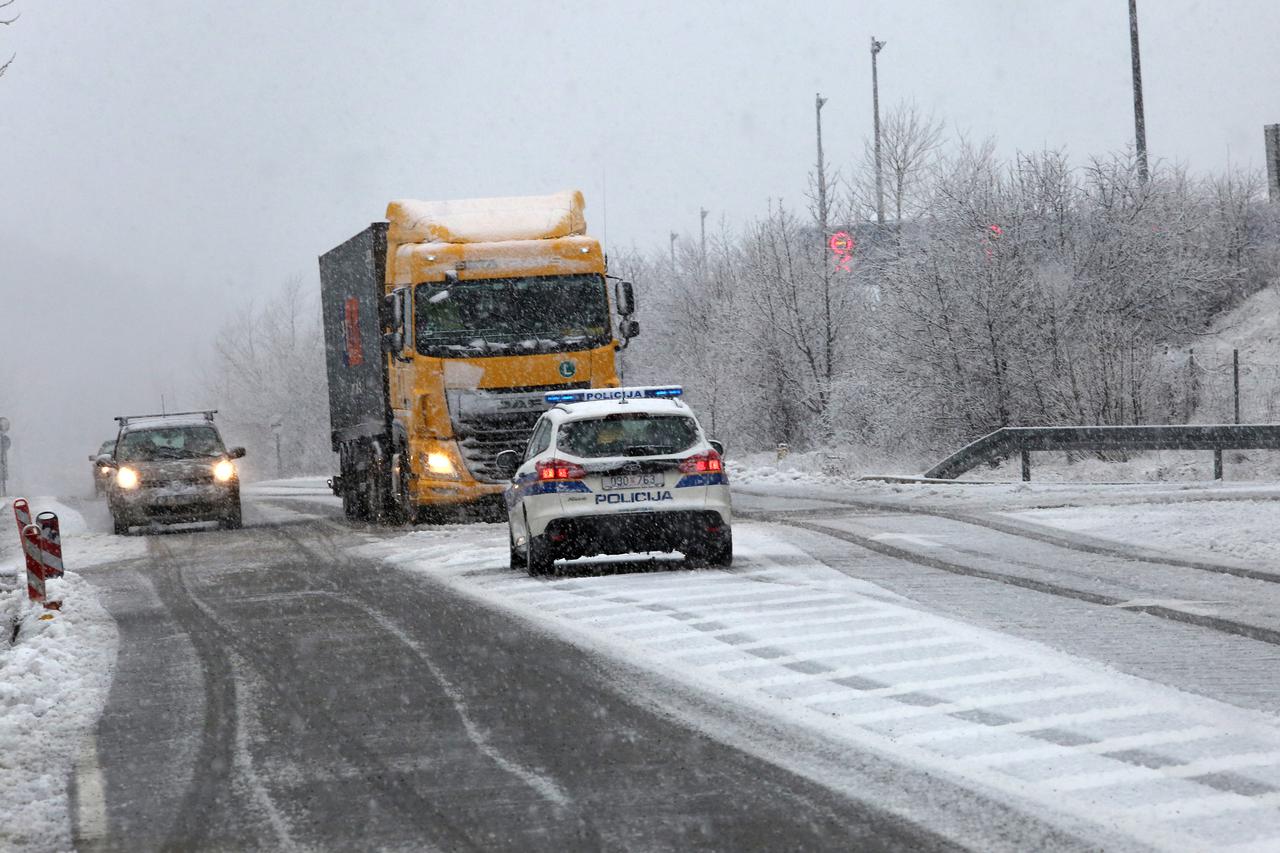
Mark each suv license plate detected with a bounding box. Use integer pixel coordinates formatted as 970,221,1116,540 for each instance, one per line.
602,473,665,491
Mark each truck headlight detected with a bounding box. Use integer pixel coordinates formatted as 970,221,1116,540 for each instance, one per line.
116,467,139,489
213,460,236,482
426,452,454,476
420,447,461,480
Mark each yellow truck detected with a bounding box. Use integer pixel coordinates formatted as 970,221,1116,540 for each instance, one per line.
319,190,638,522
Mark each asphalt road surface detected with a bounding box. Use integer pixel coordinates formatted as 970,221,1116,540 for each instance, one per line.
71,496,1069,853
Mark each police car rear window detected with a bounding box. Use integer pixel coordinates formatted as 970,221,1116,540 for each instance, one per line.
557,414,699,458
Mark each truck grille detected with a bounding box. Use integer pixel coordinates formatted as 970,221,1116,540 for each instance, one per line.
450,382,589,483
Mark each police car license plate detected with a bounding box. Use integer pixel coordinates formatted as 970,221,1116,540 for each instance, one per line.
602,473,665,491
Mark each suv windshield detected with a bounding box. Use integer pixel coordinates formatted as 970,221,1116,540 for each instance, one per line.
117,426,225,461
557,413,700,458
415,273,610,357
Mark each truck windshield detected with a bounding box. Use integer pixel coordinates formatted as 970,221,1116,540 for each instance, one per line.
414,273,610,357
117,426,225,461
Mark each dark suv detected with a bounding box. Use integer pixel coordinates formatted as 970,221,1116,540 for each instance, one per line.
100,411,246,534
90,439,115,496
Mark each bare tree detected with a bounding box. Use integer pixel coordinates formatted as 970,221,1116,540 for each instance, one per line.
0,1,18,79
857,102,945,224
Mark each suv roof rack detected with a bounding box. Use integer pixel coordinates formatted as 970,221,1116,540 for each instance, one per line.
115,410,217,426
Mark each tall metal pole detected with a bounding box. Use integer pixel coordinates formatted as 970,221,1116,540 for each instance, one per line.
871,37,886,225
1128,0,1149,183
699,207,709,270
669,231,678,272
815,93,829,236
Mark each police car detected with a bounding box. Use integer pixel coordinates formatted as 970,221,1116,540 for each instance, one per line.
495,386,732,575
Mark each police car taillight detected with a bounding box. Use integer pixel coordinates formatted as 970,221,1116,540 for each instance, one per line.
678,450,723,474
536,459,587,481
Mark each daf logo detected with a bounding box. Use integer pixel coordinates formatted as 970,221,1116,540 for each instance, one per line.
558,360,577,378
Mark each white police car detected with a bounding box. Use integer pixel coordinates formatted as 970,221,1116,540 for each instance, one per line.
495,386,732,576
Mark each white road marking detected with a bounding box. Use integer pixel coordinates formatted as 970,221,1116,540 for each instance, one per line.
229,662,300,851
869,533,944,548
74,734,109,844
349,600,572,809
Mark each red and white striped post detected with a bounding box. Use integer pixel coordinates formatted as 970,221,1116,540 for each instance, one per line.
36,511,64,579
14,499,43,585
22,523,47,606
12,500,62,610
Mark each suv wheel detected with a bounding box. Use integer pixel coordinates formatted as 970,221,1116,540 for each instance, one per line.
221,502,243,530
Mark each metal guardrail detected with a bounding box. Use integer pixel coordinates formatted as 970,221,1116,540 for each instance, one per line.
924,424,1280,481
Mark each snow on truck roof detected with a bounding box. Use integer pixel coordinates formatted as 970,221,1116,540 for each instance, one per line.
387,190,586,245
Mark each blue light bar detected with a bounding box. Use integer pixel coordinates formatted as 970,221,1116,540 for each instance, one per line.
544,386,684,405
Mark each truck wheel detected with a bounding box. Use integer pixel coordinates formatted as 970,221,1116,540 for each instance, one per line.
221,502,243,530
112,514,129,536
526,534,554,577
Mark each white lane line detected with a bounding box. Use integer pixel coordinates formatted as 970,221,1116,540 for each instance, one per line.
869,533,944,548
966,726,1223,768
824,684,1106,724
1142,790,1280,820
898,704,1158,745
706,634,956,675
632,609,893,647
798,666,1050,707
348,600,571,809
229,662,300,851
1047,750,1280,792
741,651,1001,690
74,734,109,845
613,603,885,636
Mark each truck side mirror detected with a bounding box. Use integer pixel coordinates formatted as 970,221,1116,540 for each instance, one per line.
616,280,635,316
621,319,640,339
381,331,404,353
494,449,521,480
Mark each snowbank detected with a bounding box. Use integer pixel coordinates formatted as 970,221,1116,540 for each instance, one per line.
1007,500,1280,567
0,572,119,852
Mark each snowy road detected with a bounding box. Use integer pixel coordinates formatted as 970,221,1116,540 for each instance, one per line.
13,479,1280,851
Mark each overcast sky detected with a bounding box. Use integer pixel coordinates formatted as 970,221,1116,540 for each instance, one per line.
2,0,1278,491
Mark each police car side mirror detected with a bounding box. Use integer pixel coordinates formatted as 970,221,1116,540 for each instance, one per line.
709,440,725,457
494,449,521,479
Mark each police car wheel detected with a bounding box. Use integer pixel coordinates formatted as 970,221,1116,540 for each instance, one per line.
526,534,554,576
707,532,733,567
509,530,526,569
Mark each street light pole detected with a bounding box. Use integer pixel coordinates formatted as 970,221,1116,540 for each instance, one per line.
1128,0,1149,183
815,92,829,237
871,37,886,226
669,231,678,272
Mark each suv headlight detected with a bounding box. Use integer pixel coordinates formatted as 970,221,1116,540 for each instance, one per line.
116,467,140,489
213,460,236,482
